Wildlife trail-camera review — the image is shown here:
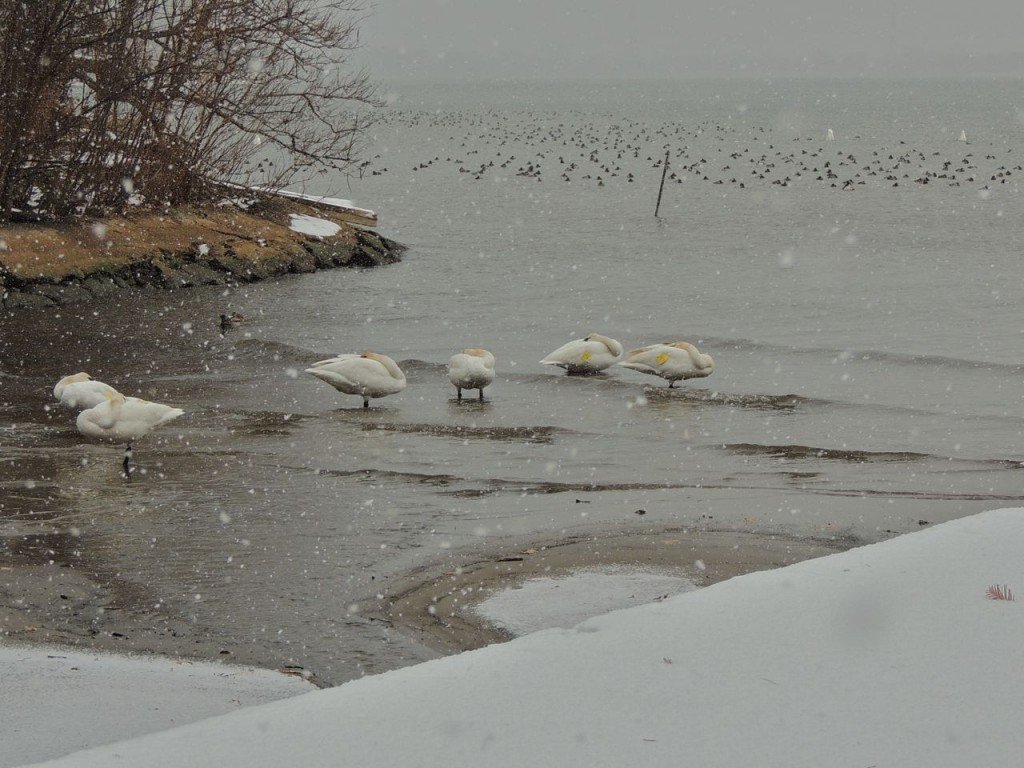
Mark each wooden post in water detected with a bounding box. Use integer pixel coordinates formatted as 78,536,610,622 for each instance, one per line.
654,149,670,217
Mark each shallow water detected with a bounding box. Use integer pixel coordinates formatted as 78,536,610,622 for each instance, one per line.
2,78,1023,684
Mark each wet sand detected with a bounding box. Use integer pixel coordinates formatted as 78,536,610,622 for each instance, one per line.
0,559,315,682
1,527,850,685
367,528,850,654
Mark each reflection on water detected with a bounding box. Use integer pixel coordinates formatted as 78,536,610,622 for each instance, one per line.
366,422,560,444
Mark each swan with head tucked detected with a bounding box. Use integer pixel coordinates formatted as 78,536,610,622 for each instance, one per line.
305,352,407,408
76,392,185,476
539,333,623,375
447,348,495,401
618,341,715,387
54,372,120,410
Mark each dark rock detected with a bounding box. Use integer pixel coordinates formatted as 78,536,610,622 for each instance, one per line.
287,249,318,274
80,275,122,298
179,262,228,285
3,289,56,309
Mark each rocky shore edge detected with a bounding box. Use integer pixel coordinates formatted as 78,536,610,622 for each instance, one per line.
0,200,405,310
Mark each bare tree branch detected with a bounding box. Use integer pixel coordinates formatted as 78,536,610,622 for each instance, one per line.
0,0,378,218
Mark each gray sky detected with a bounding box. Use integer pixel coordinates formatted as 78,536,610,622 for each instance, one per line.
355,0,1024,80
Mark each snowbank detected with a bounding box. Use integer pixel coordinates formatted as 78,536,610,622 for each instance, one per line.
2,649,313,767
14,508,1024,767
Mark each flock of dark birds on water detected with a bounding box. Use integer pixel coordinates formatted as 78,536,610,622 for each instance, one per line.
51,331,715,478
352,110,1019,193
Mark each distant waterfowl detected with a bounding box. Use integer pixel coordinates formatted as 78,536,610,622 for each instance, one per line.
367,104,1017,198
219,312,246,333
447,348,495,401
76,392,185,476
305,352,407,408
540,333,623,375
53,372,120,410
618,341,715,387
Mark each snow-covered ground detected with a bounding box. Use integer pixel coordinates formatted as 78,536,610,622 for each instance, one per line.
273,189,375,218
1,650,314,767
287,213,342,238
9,507,1024,767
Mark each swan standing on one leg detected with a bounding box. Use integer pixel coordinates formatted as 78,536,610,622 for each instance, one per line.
447,348,495,401
76,392,186,477
305,352,407,408
618,341,715,387
54,372,120,410
539,333,623,375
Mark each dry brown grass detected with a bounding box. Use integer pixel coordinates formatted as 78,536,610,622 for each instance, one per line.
986,584,1015,601
0,201,363,281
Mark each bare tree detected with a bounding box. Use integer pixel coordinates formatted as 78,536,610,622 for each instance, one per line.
0,0,378,219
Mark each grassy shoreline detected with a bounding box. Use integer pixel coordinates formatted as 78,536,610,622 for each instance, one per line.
0,200,404,309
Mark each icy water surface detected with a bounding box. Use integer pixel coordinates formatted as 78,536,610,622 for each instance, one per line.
2,78,1023,684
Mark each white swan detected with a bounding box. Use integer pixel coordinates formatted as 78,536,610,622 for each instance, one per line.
618,341,715,387
305,352,407,408
53,372,120,410
76,392,185,475
447,348,495,401
539,333,623,375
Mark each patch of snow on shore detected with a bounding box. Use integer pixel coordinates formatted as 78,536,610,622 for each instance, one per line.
0,647,313,767
288,214,341,238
